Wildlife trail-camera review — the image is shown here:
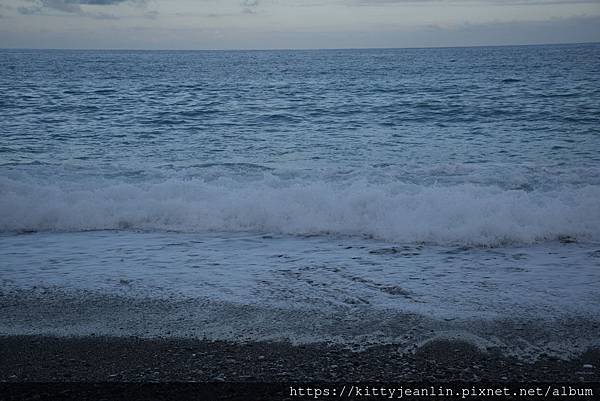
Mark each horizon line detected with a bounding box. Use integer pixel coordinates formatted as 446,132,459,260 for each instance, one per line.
1,40,598,53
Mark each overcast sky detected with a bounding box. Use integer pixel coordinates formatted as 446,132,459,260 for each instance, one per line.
0,0,599,49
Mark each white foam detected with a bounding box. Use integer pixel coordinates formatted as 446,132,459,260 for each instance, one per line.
1,176,599,246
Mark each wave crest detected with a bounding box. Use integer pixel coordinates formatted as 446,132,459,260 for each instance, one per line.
1,177,599,246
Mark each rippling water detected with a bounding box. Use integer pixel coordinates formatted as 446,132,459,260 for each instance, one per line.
1,44,600,318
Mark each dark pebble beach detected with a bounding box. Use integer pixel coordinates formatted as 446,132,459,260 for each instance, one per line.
1,336,598,383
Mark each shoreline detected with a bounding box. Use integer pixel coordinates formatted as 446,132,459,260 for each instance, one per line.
1,286,599,384
1,286,599,360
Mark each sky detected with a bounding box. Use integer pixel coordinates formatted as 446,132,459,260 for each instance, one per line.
0,0,599,49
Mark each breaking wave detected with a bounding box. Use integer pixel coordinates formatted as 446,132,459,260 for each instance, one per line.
1,176,599,246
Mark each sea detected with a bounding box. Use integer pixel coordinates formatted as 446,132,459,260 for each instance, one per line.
1,44,600,324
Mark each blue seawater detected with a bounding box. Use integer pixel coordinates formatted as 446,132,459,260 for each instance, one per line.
1,44,600,318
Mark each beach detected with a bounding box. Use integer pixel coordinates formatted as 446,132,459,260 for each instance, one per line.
1,335,598,383
1,287,599,384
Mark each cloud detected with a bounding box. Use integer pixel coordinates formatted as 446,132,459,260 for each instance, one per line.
143,9,158,19
18,0,139,16
186,1,260,17
241,0,259,14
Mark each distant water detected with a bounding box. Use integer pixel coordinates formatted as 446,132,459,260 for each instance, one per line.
1,44,600,319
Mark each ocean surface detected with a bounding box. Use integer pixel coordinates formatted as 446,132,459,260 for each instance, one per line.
1,44,600,320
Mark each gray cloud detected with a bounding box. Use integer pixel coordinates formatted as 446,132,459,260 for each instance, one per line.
2,11,598,49
144,9,158,19
189,1,260,17
17,4,41,14
80,0,129,3
241,0,259,14
18,0,138,15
